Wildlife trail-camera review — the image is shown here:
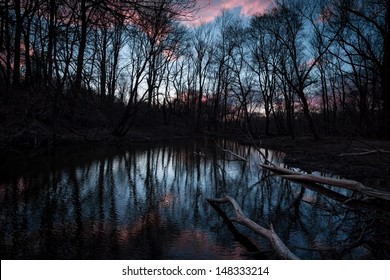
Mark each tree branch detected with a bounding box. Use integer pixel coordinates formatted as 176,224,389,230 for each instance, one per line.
207,196,300,260
261,164,390,202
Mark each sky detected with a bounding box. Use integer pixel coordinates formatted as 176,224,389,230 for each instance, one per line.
193,0,271,25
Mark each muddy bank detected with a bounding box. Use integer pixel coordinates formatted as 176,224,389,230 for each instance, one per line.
256,136,390,188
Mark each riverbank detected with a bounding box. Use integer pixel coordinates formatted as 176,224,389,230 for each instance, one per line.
256,136,390,188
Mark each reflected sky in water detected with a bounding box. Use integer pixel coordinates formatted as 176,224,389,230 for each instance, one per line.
0,140,388,259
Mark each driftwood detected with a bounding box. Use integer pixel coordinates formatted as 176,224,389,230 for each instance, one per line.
261,164,390,202
338,149,390,157
207,196,300,260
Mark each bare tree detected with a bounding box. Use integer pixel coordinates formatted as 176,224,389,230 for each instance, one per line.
225,20,259,136
258,0,341,138
190,23,214,132
211,10,240,132
249,13,281,136
112,1,197,136
328,0,390,137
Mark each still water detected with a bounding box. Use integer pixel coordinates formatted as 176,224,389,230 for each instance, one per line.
0,140,389,259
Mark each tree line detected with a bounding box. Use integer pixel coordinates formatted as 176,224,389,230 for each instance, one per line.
1,0,389,139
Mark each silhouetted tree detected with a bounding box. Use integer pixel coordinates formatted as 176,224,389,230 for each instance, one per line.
328,0,390,137
249,13,281,136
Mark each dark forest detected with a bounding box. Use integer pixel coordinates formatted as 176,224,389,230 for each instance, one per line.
1,0,390,144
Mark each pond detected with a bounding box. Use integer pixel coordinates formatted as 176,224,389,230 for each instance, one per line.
0,140,389,259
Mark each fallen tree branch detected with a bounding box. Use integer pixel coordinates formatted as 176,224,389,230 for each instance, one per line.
260,164,390,202
289,178,381,210
212,139,248,162
207,196,300,260
207,198,265,257
260,164,301,176
282,174,390,202
338,149,390,157
220,148,248,161
354,138,390,160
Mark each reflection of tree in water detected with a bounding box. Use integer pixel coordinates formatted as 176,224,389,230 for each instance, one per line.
0,141,389,259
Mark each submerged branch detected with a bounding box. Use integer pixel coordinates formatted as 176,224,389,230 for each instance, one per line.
212,140,248,161
244,133,273,165
220,148,248,161
207,196,300,260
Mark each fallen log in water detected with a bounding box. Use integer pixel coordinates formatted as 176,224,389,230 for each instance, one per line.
260,164,301,176
207,199,265,258
260,164,390,202
207,196,300,260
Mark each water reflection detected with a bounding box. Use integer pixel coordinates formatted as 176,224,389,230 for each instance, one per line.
0,140,389,259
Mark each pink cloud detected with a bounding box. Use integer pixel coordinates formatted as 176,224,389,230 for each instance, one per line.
220,0,269,16
193,0,269,25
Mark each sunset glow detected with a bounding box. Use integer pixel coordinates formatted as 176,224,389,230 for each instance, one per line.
194,0,270,25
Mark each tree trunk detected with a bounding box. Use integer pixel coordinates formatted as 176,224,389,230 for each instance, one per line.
74,0,87,91
100,30,107,99
13,0,22,86
381,2,390,139
46,0,56,85
196,74,203,132
297,87,319,139
23,19,32,87
109,28,121,101
265,104,271,136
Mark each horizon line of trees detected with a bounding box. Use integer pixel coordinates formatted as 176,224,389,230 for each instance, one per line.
1,0,390,139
